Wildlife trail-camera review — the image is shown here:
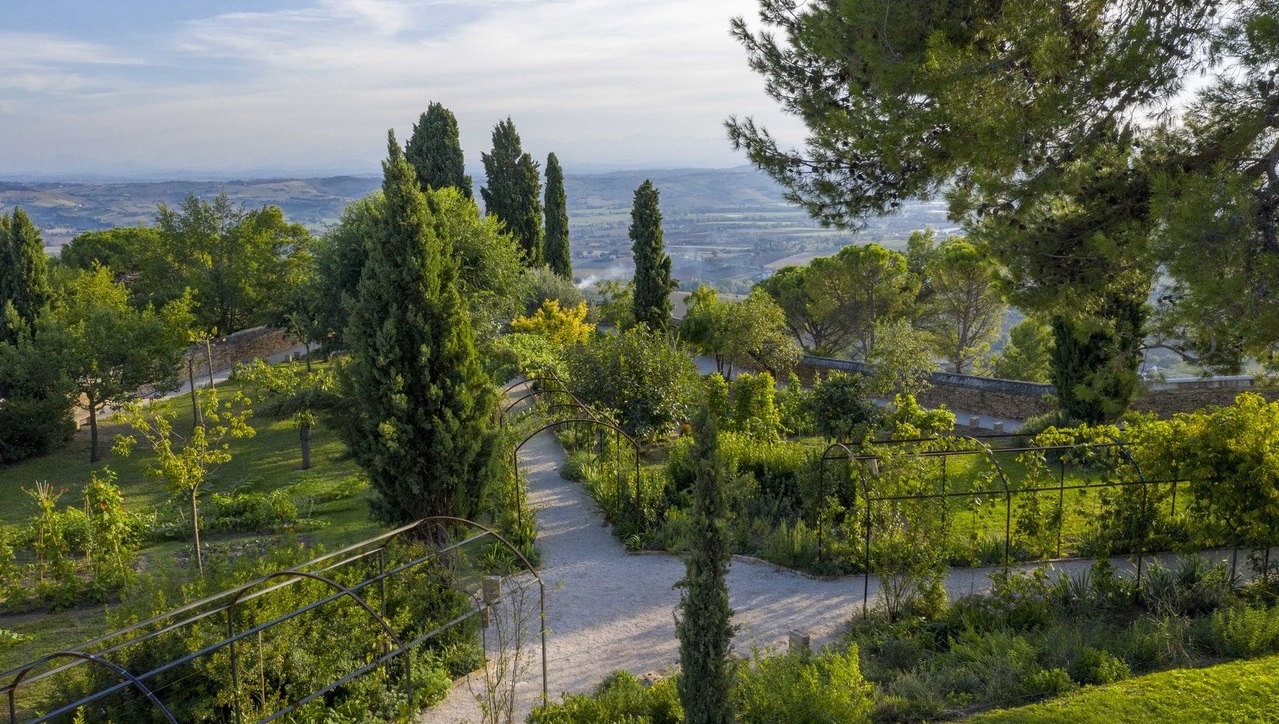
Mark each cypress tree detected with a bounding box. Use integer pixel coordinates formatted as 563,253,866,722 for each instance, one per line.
676,405,734,724
0,208,51,344
337,131,498,527
405,102,473,199
543,152,572,280
480,118,543,266
630,180,674,332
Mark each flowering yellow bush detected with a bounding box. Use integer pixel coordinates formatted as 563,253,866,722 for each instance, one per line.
509,299,595,347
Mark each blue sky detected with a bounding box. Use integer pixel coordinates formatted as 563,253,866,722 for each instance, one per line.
1,0,798,178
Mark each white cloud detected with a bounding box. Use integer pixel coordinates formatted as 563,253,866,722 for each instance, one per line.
0,0,803,174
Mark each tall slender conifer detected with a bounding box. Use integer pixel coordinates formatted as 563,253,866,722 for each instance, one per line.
481,119,543,266
630,180,674,332
405,102,473,198
338,132,497,526
543,152,572,280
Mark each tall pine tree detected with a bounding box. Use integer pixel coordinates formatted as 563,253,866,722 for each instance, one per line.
480,118,543,266
337,132,498,527
542,152,572,280
0,208,52,344
630,180,674,332
405,102,472,199
676,405,734,724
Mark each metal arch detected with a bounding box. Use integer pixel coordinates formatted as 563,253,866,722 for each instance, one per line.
950,436,1015,570
816,444,878,618
512,417,643,528
817,443,857,563
7,651,177,724
419,516,550,709
226,570,409,724
1102,433,1153,583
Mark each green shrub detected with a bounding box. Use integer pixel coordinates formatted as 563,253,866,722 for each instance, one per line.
1208,604,1279,658
1069,646,1130,685
1140,556,1235,618
207,489,301,532
734,648,873,724
530,671,682,724
761,519,819,570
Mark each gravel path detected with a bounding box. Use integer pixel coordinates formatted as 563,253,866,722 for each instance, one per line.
422,425,1248,723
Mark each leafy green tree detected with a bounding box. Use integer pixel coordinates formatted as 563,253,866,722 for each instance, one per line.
155,193,313,334
917,235,1005,374
825,243,917,361
337,132,498,527
593,279,635,330
681,285,798,377
232,359,337,470
0,208,51,344
543,152,572,280
729,371,781,441
481,118,544,266
565,326,700,439
57,227,159,288
405,102,473,198
0,314,74,463
727,0,1247,420
54,266,192,462
993,318,1055,383
867,318,936,399
630,180,675,333
115,388,255,576
812,371,880,445
676,406,735,724
312,188,524,346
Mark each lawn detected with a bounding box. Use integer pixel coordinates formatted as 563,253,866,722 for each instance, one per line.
0,377,388,673
966,654,1279,723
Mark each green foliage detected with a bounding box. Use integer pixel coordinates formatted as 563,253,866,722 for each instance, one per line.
0,312,75,463
520,265,586,317
231,358,338,470
811,371,880,444
882,394,954,440
337,133,498,528
755,263,850,356
0,207,52,344
867,318,936,399
114,387,256,575
154,192,313,334
914,233,1006,375
481,118,543,266
565,326,699,438
993,318,1055,383
776,373,816,436
486,332,568,385
405,101,472,198
676,408,735,724
543,152,572,279
531,671,682,724
729,372,781,442
681,285,798,377
53,265,193,462
58,226,160,286
630,180,675,332
734,648,873,724
592,278,635,330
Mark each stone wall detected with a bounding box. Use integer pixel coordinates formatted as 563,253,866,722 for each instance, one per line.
185,326,301,381
797,356,1275,420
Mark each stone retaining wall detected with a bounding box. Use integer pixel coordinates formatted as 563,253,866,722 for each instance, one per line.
797,356,1275,419
186,326,301,380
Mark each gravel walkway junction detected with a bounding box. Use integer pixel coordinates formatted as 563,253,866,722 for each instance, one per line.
421,420,1244,723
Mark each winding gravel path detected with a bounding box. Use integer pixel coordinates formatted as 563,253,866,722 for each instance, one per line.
422,425,1245,723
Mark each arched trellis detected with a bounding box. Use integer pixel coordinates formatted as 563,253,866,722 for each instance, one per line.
7,652,178,724
225,571,409,724
502,377,645,530
512,418,642,528
0,517,549,723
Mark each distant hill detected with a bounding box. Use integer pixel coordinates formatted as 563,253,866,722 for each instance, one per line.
3,168,950,286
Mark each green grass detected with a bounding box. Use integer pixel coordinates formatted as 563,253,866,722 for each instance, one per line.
0,379,389,672
966,654,1279,723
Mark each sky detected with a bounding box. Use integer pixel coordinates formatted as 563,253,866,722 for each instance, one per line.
0,0,802,179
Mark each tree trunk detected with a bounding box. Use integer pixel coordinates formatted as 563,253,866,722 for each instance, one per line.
88,396,100,463
300,423,312,470
189,357,204,432
191,489,204,577
205,337,216,389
